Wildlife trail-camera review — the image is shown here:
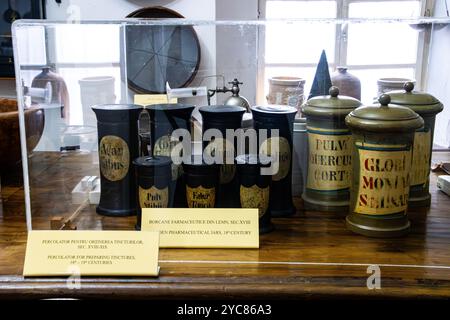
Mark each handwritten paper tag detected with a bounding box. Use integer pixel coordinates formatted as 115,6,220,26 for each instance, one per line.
23,231,159,277
134,94,177,106
141,208,259,248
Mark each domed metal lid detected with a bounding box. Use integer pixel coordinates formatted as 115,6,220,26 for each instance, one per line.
386,82,443,115
345,94,424,133
302,86,362,118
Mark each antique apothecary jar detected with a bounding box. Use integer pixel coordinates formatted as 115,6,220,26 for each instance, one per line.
92,104,143,216
386,82,443,208
302,86,362,212
345,94,423,237
251,105,297,217
236,154,273,234
182,156,219,208
199,105,246,208
134,156,172,230
146,103,195,207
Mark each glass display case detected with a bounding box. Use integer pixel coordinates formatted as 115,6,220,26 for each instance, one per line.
10,17,450,232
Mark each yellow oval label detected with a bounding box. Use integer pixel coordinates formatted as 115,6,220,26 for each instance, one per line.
260,137,291,181
99,135,129,181
240,185,269,218
139,186,169,208
153,134,182,181
354,146,412,215
306,131,352,191
411,130,431,187
204,138,236,184
186,185,215,208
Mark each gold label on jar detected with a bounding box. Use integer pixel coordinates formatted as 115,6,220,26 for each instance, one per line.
354,143,412,215
186,185,215,208
99,135,129,181
139,186,169,208
240,185,269,218
204,138,236,184
260,137,291,181
153,134,182,181
411,129,431,187
306,128,352,191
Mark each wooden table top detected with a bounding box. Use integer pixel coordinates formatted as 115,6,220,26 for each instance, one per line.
1,151,450,300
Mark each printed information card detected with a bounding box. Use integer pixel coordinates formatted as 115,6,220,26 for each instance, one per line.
141,208,259,248
23,231,160,277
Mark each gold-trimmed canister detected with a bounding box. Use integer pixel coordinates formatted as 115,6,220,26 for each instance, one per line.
386,82,443,208
302,86,362,211
345,94,424,238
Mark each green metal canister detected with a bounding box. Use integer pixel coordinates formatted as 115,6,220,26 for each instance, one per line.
345,94,423,238
302,86,362,211
386,82,443,208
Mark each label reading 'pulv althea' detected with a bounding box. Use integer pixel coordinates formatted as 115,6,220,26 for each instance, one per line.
355,145,412,215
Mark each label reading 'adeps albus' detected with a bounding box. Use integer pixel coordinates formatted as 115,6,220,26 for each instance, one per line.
411,130,431,187
139,186,169,208
355,146,412,215
260,137,291,181
240,185,270,218
99,135,130,181
306,129,352,191
186,185,216,208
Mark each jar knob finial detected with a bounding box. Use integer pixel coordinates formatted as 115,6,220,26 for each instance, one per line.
329,86,339,98
378,94,391,106
404,82,414,93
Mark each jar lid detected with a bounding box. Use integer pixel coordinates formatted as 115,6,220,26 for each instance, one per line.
199,105,246,114
302,86,362,118
133,156,172,168
386,82,443,115
345,94,424,133
182,156,219,175
92,104,142,111
145,103,195,112
235,154,271,167
251,104,297,115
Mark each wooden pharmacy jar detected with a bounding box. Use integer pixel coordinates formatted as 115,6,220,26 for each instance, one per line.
146,103,195,207
302,86,362,212
251,105,297,217
345,94,423,238
134,155,172,230
386,82,443,208
92,104,143,216
199,105,246,208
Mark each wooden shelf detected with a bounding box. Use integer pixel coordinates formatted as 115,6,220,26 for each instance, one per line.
0,151,450,299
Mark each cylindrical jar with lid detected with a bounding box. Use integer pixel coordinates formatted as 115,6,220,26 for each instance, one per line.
199,105,246,208
92,104,143,216
251,105,297,217
386,82,443,208
302,86,362,212
236,154,273,234
146,103,195,207
345,94,424,237
134,156,172,230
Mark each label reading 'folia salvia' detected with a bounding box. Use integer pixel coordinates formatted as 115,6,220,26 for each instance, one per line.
307,128,352,191
354,144,411,215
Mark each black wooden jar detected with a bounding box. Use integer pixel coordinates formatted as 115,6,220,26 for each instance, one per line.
134,155,172,230
146,103,195,207
92,104,142,216
199,105,246,207
251,105,297,217
236,154,273,234
182,156,219,208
